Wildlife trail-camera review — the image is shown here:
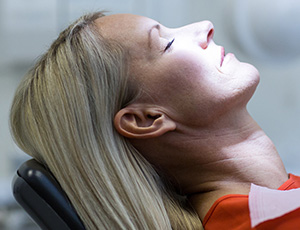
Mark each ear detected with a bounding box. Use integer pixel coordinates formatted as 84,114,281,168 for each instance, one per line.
114,105,176,139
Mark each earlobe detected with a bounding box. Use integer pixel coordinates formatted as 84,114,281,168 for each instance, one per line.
114,106,176,139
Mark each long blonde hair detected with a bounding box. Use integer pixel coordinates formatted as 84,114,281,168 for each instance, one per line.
10,12,202,229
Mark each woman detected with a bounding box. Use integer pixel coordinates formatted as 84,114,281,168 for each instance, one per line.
10,11,300,230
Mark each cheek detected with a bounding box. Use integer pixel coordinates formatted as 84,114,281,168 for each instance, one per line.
147,57,222,121
151,56,205,97
163,53,219,97
160,52,209,86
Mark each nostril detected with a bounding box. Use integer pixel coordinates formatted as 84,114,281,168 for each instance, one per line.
199,24,214,49
207,28,214,42
197,21,214,49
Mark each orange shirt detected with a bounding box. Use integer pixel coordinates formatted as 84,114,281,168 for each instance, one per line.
203,174,300,230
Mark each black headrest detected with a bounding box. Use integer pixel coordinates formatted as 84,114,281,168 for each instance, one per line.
12,159,85,230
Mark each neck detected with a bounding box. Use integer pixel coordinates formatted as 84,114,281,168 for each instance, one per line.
165,108,288,221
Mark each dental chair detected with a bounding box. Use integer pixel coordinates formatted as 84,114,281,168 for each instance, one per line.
12,159,86,230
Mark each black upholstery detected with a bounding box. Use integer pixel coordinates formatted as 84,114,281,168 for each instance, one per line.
12,159,85,230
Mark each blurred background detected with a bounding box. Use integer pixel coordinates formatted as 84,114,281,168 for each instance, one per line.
1,0,300,229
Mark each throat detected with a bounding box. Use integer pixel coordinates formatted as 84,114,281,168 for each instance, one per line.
183,131,288,222
186,146,288,221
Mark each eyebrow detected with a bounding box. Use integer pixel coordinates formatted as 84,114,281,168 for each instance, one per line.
148,24,160,49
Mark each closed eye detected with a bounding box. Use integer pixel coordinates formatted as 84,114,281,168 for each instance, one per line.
164,38,175,52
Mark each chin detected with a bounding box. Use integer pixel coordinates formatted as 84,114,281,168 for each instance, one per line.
229,62,260,106
241,64,261,104
242,62,260,86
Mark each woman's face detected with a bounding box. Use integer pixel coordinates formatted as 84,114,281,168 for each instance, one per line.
96,14,260,126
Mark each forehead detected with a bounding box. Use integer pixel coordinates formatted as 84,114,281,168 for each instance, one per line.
95,14,155,47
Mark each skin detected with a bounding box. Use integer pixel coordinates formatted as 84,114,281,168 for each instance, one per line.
96,14,288,221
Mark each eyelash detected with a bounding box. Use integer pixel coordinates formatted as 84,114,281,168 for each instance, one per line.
164,38,175,52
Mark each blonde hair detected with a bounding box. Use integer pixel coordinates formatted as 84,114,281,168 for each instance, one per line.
10,12,202,229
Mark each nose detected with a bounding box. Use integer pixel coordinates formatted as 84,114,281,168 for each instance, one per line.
198,21,214,49
174,21,214,49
